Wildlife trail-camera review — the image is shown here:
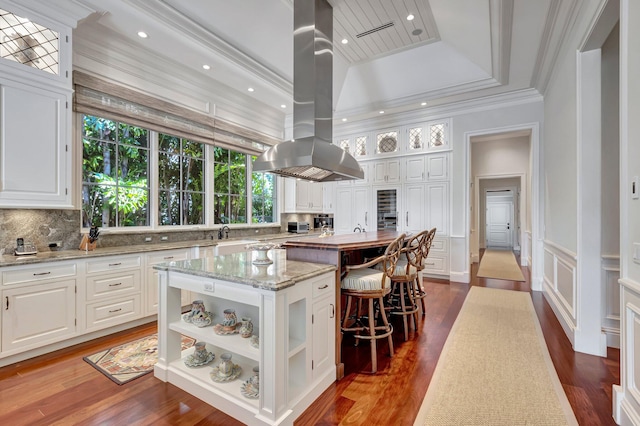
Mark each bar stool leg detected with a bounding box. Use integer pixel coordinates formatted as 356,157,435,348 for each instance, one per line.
368,298,377,373
379,296,394,358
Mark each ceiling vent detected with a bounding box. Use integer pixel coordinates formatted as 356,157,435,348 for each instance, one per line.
356,21,394,38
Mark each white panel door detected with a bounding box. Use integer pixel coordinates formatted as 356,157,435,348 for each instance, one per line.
309,182,323,212
486,201,513,247
335,187,354,234
403,184,424,234
2,279,76,353
353,187,370,231
405,156,426,182
426,153,448,180
0,81,70,207
425,182,448,235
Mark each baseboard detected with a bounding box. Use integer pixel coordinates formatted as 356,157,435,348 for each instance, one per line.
449,271,470,283
604,326,621,349
542,284,576,347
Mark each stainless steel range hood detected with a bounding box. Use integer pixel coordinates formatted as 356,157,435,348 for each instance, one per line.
252,0,363,182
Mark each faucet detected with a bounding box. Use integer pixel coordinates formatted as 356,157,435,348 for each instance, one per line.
353,224,363,233
218,225,230,239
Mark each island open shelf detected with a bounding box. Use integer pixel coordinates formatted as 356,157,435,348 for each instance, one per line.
154,250,336,426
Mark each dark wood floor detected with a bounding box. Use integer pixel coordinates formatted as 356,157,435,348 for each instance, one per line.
0,257,620,425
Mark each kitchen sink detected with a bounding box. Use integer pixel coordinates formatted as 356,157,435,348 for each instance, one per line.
214,239,258,255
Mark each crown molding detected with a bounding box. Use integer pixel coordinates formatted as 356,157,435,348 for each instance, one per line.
334,88,542,135
0,0,95,28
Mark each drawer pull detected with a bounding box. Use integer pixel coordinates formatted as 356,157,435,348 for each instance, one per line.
108,282,122,287
33,271,51,276
5,296,8,310
108,262,122,267
317,284,329,290
330,303,335,318
109,308,122,313
163,256,174,260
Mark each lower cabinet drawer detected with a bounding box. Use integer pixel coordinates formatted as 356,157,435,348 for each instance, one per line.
423,254,449,276
85,294,142,332
3,262,77,286
86,270,141,301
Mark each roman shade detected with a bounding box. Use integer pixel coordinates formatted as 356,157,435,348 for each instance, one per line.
73,71,279,155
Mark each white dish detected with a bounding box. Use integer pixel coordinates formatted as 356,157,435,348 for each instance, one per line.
210,364,242,382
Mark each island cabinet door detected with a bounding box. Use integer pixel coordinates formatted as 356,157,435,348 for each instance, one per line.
312,294,335,380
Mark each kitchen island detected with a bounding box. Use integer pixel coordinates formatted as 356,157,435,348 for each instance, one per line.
282,230,406,378
154,249,336,426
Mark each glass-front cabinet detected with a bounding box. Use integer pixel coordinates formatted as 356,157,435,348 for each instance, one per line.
375,187,399,231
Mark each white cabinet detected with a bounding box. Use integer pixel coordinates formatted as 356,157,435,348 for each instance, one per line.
312,276,335,380
284,178,323,213
426,153,449,180
425,182,449,235
1,269,76,355
83,254,143,332
354,187,371,231
0,79,71,208
145,249,191,315
403,184,424,234
323,182,336,213
404,153,449,182
352,162,370,186
155,268,335,426
372,159,401,184
334,184,371,233
423,236,450,276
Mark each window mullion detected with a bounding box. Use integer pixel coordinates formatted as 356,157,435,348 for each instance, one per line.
149,131,159,228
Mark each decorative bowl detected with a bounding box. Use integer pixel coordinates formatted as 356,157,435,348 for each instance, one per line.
245,242,281,265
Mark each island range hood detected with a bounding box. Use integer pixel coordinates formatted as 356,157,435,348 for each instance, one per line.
252,0,364,182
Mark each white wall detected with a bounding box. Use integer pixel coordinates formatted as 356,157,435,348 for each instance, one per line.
449,100,543,283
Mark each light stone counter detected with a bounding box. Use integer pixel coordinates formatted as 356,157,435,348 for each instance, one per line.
154,248,335,291
0,232,323,268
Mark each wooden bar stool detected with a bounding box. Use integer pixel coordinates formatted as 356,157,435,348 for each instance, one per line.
387,231,424,340
340,234,405,373
414,228,436,315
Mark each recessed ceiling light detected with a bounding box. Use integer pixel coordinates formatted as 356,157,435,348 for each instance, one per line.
341,38,348,44
248,87,255,92
342,118,347,122
202,64,211,70
137,31,148,39
379,110,385,114
407,14,415,21
280,104,286,108
421,102,427,106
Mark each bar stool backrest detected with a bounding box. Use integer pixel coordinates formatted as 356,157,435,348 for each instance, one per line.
419,228,437,270
403,230,429,273
380,233,405,281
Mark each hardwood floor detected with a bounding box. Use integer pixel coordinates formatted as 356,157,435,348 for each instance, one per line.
0,258,619,425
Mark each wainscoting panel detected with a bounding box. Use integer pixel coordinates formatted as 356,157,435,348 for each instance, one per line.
543,242,577,345
615,278,640,424
525,231,532,267
602,256,620,348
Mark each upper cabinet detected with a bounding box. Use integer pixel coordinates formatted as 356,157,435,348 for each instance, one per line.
406,120,450,153
0,6,73,208
283,178,323,213
0,78,72,208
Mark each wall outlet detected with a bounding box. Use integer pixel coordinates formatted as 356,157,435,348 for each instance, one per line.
203,282,214,292
144,237,152,242
48,241,62,248
160,236,169,241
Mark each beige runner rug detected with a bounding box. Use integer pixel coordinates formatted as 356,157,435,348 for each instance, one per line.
477,249,526,281
414,287,578,426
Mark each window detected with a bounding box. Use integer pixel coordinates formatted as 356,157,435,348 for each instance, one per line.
214,147,247,224
82,115,150,227
82,114,277,229
252,156,276,223
158,134,205,225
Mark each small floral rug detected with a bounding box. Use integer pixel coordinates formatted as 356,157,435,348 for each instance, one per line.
83,334,195,385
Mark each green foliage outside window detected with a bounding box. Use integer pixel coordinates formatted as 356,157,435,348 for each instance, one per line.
213,146,247,224
82,115,150,227
252,155,275,223
158,134,205,225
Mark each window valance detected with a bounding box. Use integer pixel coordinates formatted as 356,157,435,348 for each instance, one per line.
73,71,280,155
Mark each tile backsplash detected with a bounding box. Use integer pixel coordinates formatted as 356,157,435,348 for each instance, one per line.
0,209,283,255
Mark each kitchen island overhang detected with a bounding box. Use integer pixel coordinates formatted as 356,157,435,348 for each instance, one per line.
153,249,337,426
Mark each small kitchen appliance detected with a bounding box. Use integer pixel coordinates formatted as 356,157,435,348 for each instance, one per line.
288,222,310,233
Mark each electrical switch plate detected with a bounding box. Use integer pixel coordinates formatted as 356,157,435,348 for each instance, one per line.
633,176,640,199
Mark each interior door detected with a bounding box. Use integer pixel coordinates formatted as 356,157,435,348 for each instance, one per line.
486,201,513,248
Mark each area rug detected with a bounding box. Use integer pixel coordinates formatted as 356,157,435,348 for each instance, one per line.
84,334,195,385
476,249,526,281
413,287,578,426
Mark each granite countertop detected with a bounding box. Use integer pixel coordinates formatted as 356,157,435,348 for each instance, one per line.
154,248,336,291
0,232,324,268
